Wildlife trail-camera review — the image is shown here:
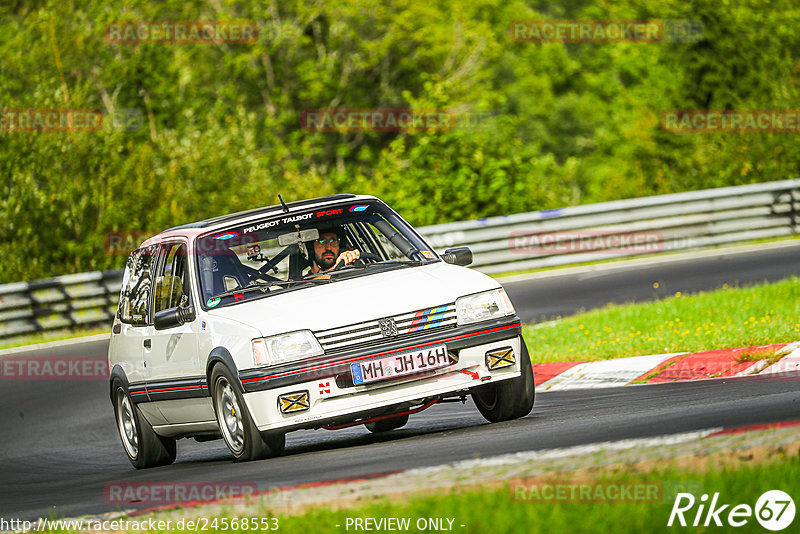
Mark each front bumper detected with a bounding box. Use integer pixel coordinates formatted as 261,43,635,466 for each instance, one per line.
241,318,522,432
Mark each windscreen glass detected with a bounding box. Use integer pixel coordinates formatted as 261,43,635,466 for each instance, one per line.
195,202,438,307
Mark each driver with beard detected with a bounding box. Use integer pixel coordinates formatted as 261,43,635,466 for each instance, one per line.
304,226,361,275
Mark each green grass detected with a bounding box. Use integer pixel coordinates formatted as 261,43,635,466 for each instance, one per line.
522,277,800,363
151,453,798,534
0,327,109,351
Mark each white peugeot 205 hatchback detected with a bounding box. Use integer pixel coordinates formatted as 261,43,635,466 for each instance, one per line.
108,194,534,468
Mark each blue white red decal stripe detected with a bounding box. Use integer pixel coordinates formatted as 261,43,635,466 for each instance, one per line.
213,232,239,240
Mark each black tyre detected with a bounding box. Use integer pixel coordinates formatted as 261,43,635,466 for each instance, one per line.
471,340,535,423
113,383,177,469
211,365,285,461
365,413,410,433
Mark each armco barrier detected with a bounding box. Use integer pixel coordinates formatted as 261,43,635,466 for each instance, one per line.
0,271,122,339
416,179,800,273
1,180,798,338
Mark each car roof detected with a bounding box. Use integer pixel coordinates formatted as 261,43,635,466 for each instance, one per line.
142,193,379,246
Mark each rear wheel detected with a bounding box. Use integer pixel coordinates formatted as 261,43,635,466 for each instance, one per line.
365,413,409,433
211,365,285,461
113,383,176,469
471,340,535,423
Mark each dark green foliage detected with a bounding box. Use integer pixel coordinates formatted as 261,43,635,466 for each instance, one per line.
2,0,798,282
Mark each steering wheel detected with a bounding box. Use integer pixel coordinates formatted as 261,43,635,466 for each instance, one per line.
332,252,382,271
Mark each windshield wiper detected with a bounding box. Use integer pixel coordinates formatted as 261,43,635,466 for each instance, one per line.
330,259,429,275
260,278,333,287
395,260,429,266
213,278,331,300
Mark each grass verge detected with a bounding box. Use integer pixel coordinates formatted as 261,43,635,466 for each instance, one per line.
0,327,109,351
522,276,800,363
282,457,798,533
134,450,798,534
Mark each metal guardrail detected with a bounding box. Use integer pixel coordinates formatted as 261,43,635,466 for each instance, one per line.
1,180,798,339
0,271,122,339
417,179,800,274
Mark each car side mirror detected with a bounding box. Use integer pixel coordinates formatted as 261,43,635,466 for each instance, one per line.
441,247,473,266
153,305,196,330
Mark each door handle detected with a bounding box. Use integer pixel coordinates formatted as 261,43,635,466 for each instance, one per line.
143,339,152,349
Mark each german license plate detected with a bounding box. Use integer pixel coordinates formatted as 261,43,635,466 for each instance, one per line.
351,345,450,385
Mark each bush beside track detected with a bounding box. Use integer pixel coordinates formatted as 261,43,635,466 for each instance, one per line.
5,2,800,283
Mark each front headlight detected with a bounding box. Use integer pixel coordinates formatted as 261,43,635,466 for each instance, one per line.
455,289,516,326
252,330,323,366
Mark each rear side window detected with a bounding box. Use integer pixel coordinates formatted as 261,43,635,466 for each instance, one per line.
118,245,157,326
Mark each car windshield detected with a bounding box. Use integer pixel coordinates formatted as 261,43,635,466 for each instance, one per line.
195,201,438,307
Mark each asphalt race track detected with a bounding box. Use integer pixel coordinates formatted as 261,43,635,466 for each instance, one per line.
1,243,799,520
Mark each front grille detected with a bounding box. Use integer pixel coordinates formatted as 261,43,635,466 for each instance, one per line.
314,303,457,354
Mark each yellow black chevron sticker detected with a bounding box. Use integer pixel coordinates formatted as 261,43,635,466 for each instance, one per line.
486,347,516,370
278,391,310,414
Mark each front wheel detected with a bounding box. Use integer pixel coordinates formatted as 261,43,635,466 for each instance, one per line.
113,383,176,469
471,340,535,423
211,365,285,461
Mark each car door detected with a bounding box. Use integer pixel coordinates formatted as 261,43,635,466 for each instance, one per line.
111,244,171,425
144,240,208,424
113,247,155,386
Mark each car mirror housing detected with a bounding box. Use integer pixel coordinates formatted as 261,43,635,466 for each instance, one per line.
441,247,473,266
153,305,196,330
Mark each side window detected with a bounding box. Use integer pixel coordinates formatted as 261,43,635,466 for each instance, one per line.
153,243,191,314
118,246,157,326
345,221,406,261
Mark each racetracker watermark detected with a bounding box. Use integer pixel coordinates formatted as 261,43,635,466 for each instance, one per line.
509,230,664,255
509,19,703,43
511,480,703,504
662,110,800,133
105,231,151,255
0,109,103,132
104,482,259,506
646,352,798,380
1,356,108,380
106,231,263,256
453,110,504,131
105,107,145,132
2,517,279,532
301,109,457,132
105,21,259,44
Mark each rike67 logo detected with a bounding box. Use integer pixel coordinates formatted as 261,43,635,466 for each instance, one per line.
668,490,795,530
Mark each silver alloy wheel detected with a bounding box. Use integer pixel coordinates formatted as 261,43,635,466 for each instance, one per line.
215,378,245,454
116,390,138,459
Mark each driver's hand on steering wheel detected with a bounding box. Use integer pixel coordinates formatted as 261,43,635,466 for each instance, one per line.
335,249,360,267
